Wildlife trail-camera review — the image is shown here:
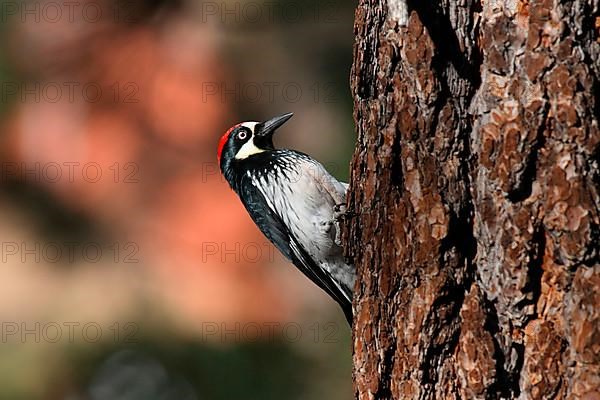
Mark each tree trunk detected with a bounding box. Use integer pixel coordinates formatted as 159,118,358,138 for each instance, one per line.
343,1,599,399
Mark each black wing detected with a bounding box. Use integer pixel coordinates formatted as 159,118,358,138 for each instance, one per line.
238,180,352,324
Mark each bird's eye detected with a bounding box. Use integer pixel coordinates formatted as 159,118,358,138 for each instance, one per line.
237,130,248,140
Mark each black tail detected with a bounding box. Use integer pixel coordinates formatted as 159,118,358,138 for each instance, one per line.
340,301,353,326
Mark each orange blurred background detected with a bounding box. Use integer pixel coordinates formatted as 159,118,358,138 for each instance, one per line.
0,0,356,399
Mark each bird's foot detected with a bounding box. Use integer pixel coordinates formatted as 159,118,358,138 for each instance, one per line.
333,203,346,216
332,203,348,246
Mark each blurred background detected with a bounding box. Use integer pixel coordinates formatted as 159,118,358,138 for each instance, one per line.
0,0,356,399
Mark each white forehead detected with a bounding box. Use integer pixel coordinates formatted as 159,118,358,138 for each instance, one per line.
240,121,259,132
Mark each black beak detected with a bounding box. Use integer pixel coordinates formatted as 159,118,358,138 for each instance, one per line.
255,112,293,138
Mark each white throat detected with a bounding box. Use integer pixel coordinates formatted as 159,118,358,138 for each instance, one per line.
235,137,266,160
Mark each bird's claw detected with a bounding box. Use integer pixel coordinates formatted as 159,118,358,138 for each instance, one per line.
333,203,348,246
333,203,346,216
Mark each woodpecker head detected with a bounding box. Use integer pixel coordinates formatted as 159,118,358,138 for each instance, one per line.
217,112,293,172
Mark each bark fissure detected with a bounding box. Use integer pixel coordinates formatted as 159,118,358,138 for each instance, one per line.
406,0,481,83
420,283,465,387
515,227,546,314
507,108,548,203
481,292,518,398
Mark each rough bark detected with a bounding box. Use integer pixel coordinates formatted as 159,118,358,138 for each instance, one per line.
343,1,599,399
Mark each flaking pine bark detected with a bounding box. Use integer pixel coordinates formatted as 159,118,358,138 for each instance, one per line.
342,1,599,399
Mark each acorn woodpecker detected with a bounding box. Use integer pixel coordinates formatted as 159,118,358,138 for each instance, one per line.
217,113,355,324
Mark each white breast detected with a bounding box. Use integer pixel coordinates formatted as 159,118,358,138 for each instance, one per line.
253,155,346,263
